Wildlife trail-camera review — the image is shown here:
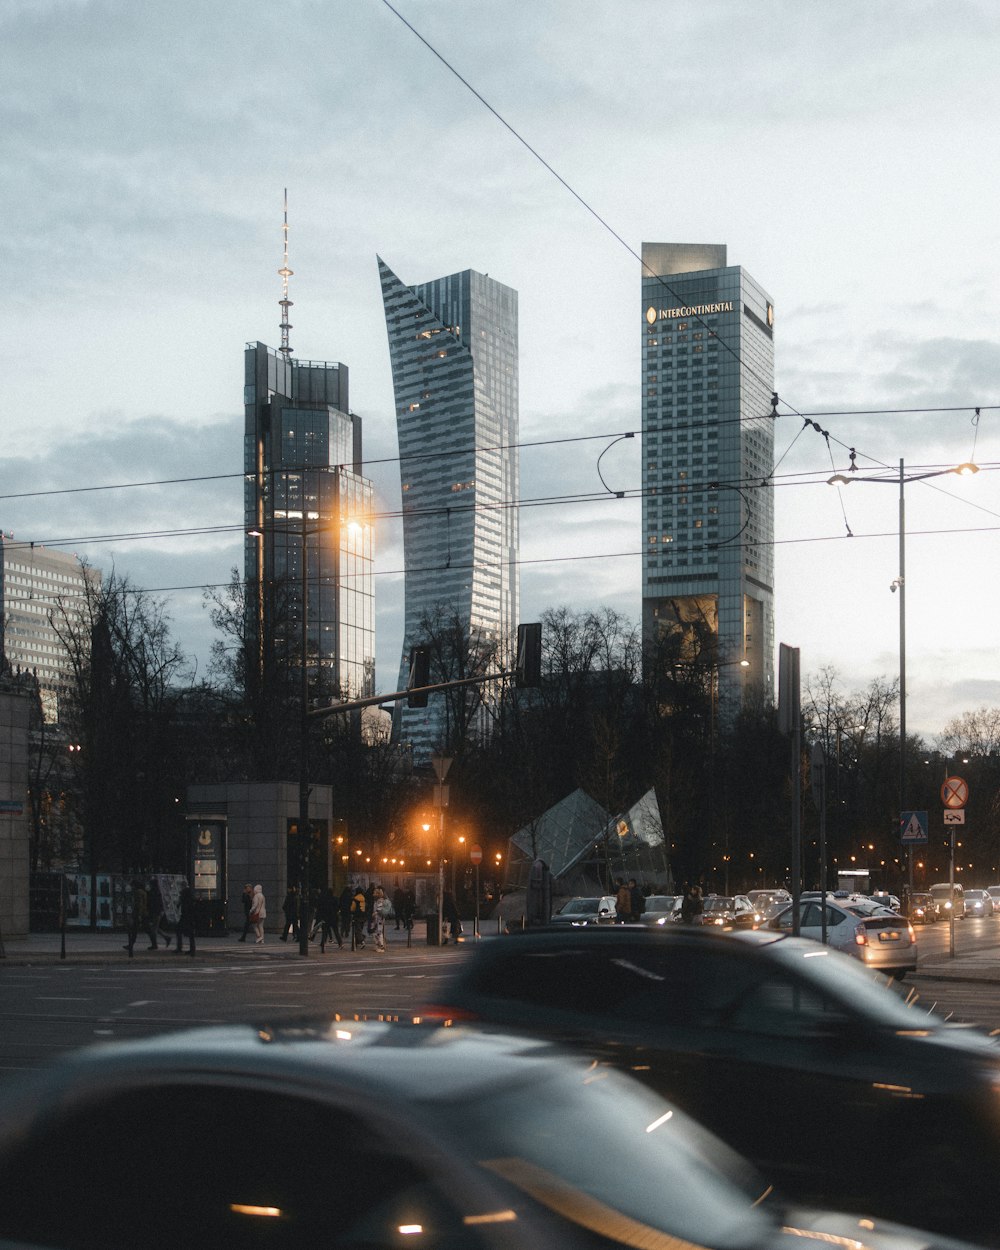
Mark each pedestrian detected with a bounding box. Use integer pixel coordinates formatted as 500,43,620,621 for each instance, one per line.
339,885,354,940
175,884,197,956
370,885,388,952
442,889,462,943
615,878,632,923
316,886,342,952
680,884,704,925
401,887,416,932
249,884,266,943
148,876,171,949
238,882,254,942
279,886,299,942
350,883,367,949
393,885,406,931
123,878,156,954
629,879,645,922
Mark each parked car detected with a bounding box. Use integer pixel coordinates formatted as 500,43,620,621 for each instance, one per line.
0,1018,974,1250
426,925,1000,1245
964,889,994,918
904,891,938,924
640,893,682,925
701,894,758,929
767,896,917,978
548,894,617,925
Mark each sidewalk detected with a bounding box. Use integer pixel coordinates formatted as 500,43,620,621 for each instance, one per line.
0,921,481,965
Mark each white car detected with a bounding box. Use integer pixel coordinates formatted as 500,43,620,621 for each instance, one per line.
964,889,994,918
767,896,917,978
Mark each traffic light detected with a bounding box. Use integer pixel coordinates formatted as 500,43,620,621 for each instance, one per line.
407,645,431,707
515,622,542,688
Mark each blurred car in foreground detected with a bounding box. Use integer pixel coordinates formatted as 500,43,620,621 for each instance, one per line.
0,1020,972,1250
964,889,994,917
426,925,1000,1245
767,896,917,978
640,893,682,925
549,894,617,925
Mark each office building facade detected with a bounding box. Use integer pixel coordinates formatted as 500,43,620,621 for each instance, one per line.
0,534,99,721
641,243,775,711
378,258,519,758
244,343,375,703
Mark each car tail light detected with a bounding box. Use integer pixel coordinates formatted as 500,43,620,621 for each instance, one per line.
854,922,868,946
419,1004,481,1023
907,922,916,941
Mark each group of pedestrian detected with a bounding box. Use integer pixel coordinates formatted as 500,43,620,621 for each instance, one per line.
613,878,647,924
123,877,194,955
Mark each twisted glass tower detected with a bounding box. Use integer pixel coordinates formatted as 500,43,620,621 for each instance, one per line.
378,258,519,758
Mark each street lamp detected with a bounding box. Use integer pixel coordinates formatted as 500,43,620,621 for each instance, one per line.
827,458,978,887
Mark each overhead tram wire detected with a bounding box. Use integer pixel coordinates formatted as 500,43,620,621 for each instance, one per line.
379,1,1000,488
1,404,996,507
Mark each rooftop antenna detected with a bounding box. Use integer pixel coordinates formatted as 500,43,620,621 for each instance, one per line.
278,188,293,357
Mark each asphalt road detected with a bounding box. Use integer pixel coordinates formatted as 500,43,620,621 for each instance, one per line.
4,914,1000,1084
0,946,460,1082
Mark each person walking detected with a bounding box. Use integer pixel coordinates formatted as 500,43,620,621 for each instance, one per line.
175,884,197,956
615,878,632,924
123,879,156,954
249,884,266,943
393,885,406,931
279,886,299,943
680,884,704,925
401,887,415,932
339,885,353,942
629,879,645,923
315,886,342,952
350,883,367,950
370,885,388,953
148,876,171,949
238,883,254,942
442,890,462,943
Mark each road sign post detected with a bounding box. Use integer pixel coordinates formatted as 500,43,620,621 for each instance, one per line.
470,845,483,937
940,776,968,960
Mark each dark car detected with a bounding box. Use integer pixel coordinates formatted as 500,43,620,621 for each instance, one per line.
701,894,757,929
548,894,617,925
426,925,1000,1246
0,1020,966,1250
905,891,938,924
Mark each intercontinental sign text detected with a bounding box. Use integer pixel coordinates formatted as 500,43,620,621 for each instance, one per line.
646,301,734,323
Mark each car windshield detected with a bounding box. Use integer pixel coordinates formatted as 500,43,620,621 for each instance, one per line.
704,898,734,912
559,898,600,915
646,896,678,910
439,1047,772,1249
966,891,985,900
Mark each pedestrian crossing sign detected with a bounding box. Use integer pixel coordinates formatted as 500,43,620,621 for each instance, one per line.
900,810,928,844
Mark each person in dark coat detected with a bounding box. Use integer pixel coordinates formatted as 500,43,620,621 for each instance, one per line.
315,886,342,952
339,885,354,940
238,882,254,942
442,890,462,942
123,879,156,954
680,884,704,925
279,887,299,942
393,886,406,931
175,885,197,955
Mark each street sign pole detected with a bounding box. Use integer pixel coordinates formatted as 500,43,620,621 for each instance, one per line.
941,775,969,961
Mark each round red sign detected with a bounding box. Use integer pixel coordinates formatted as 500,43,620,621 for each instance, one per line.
469,844,483,865
941,776,969,809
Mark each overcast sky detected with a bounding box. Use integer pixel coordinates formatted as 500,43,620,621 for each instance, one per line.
2,0,999,741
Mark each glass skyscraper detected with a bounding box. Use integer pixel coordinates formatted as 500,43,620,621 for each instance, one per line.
244,343,375,703
640,243,775,712
378,258,519,758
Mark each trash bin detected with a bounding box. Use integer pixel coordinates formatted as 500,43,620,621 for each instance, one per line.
426,912,441,946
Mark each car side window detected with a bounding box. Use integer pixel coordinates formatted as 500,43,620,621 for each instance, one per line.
0,1083,489,1250
723,975,854,1039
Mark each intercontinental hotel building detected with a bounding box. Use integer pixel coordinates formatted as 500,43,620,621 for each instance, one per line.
641,243,775,713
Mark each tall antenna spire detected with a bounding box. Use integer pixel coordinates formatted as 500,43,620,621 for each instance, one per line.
278,188,293,357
